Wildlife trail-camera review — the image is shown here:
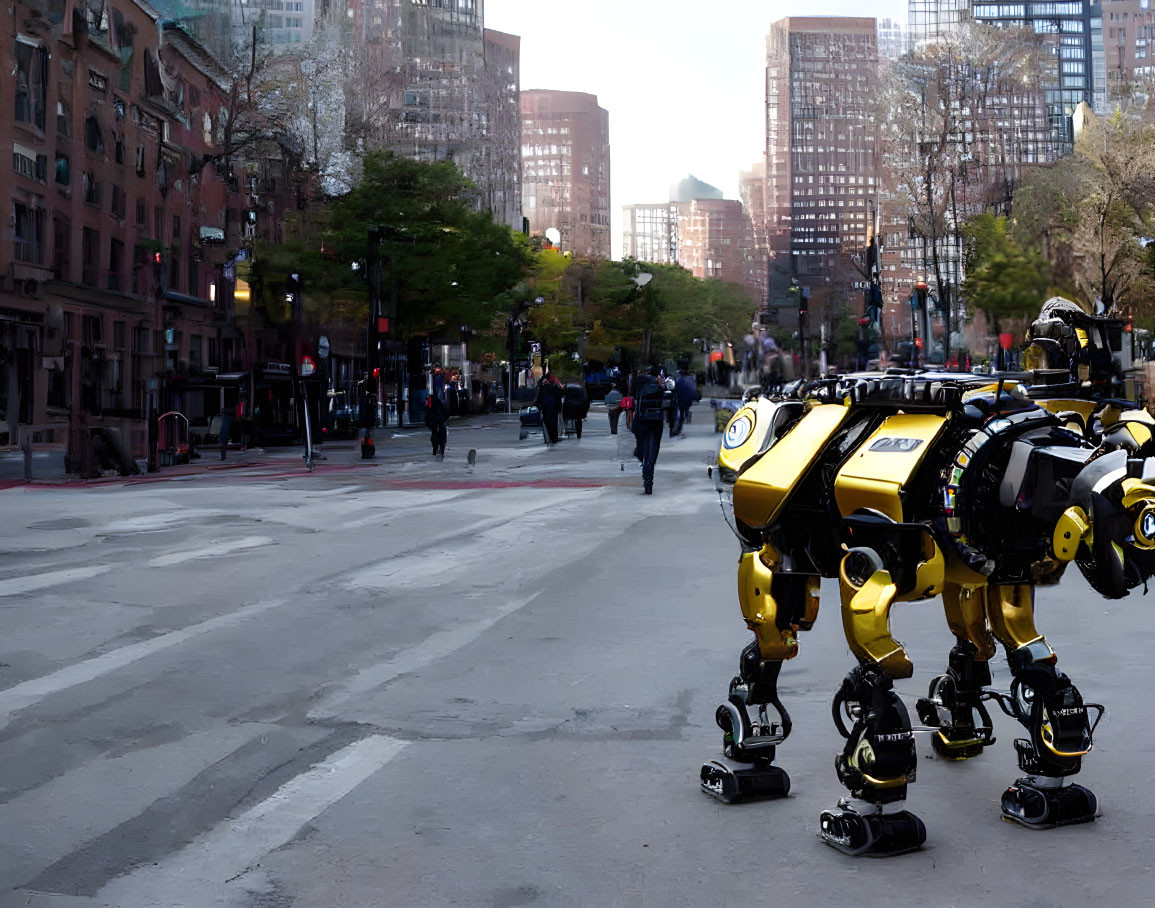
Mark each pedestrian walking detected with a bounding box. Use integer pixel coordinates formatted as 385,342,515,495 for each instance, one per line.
631,365,672,494
562,382,590,439
425,389,449,460
218,407,233,461
604,385,624,434
673,370,697,435
534,371,564,444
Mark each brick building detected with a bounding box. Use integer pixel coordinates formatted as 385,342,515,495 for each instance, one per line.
520,90,610,259
1,0,252,464
675,199,757,294
1103,0,1155,91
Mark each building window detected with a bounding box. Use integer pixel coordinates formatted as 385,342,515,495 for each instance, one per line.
114,137,125,164
13,145,47,182
85,116,103,153
12,201,45,263
14,39,48,131
135,197,145,225
107,238,123,291
82,228,99,286
111,184,126,219
55,154,70,186
53,214,70,279
82,172,101,206
135,143,146,176
57,101,71,137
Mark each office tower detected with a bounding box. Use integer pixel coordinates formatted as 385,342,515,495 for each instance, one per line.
521,90,611,259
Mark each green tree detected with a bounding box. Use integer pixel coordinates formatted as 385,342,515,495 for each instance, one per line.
325,151,530,337
961,213,1050,334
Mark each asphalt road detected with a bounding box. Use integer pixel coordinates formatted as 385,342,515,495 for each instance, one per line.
1,405,1153,907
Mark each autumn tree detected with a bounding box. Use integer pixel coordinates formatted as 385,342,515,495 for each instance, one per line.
1014,109,1155,315
881,22,1053,361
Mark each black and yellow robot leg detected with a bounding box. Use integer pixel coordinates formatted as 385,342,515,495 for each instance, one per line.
701,548,816,803
820,548,925,856
916,583,997,760
983,584,1103,828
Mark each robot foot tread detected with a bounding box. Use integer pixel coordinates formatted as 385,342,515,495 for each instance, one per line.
1001,778,1098,829
700,758,790,804
928,725,989,760
819,803,926,857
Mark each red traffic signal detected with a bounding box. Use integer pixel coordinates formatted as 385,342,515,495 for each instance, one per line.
300,355,316,377
152,252,162,264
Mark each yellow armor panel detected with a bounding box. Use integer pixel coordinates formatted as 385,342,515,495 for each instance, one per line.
737,548,800,660
733,404,850,529
838,558,913,679
716,397,780,479
1036,398,1098,422
942,582,996,660
985,584,1054,655
834,414,948,523
1052,506,1089,561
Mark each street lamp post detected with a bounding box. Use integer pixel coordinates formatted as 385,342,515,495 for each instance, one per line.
506,296,545,414
360,225,382,457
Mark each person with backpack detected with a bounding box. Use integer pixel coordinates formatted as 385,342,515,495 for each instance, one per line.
425,389,449,460
534,371,564,444
673,369,697,436
631,364,672,494
562,382,590,439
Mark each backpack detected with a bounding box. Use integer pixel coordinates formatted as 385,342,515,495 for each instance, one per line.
635,380,671,426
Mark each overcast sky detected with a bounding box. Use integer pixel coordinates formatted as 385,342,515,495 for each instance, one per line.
485,0,908,258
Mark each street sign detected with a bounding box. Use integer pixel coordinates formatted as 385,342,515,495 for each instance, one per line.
317,336,330,359
301,355,317,377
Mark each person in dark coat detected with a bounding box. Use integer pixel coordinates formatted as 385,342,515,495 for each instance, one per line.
534,372,564,444
631,365,670,494
425,390,449,459
562,382,590,439
673,370,697,436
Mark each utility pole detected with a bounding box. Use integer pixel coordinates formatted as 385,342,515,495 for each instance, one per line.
913,280,929,370
799,286,811,380
362,225,382,458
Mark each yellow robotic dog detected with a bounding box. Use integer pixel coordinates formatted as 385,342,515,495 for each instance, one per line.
701,373,1155,856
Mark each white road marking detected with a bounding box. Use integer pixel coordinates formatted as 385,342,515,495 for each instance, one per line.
96,735,407,908
309,590,543,720
147,535,274,567
0,565,113,597
0,599,285,731
0,723,278,891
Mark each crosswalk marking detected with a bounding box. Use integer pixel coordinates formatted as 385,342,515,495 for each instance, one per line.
96,735,407,908
147,535,274,567
0,599,285,731
309,590,543,720
0,565,113,597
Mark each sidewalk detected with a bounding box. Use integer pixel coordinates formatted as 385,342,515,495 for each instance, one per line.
6,411,519,489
